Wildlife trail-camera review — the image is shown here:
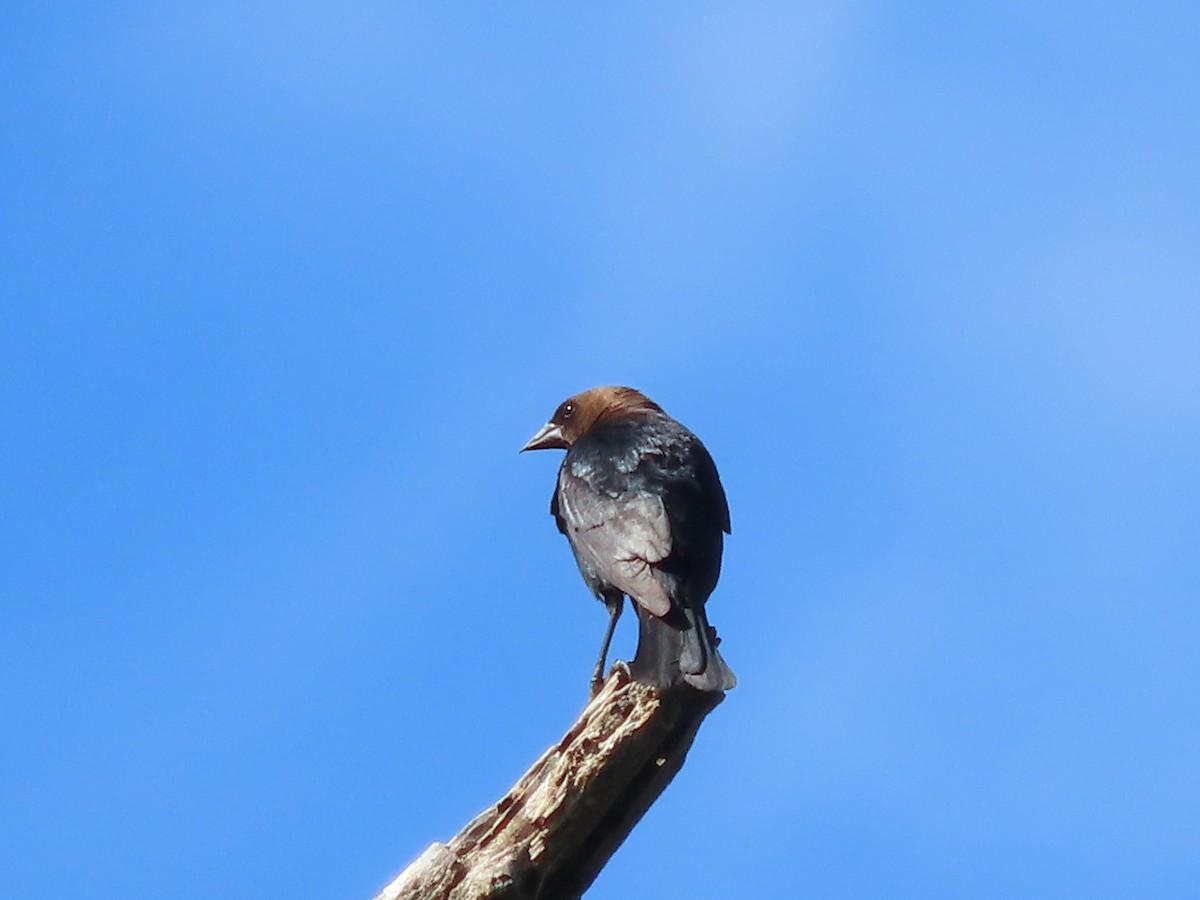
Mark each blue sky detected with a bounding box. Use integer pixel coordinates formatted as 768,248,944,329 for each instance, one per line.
2,3,1198,898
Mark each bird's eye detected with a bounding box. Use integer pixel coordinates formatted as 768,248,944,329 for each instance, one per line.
561,402,576,419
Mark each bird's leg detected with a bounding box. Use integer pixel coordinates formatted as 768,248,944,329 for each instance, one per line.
590,591,624,696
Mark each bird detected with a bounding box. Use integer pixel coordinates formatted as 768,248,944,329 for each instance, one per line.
521,385,736,694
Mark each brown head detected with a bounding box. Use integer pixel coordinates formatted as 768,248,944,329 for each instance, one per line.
521,386,664,452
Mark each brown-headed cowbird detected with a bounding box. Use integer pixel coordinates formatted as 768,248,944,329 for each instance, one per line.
521,386,736,693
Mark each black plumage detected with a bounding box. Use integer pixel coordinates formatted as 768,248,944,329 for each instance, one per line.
522,386,736,693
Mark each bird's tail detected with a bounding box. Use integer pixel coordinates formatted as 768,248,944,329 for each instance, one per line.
631,603,737,692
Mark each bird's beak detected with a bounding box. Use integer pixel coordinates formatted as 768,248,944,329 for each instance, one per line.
521,421,568,452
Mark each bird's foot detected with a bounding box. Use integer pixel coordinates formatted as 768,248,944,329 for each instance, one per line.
589,659,632,697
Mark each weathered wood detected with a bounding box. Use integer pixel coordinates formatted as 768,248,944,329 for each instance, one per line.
374,665,723,900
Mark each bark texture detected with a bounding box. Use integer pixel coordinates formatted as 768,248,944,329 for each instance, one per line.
374,665,723,900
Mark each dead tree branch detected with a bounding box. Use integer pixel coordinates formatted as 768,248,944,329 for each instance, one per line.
373,665,724,900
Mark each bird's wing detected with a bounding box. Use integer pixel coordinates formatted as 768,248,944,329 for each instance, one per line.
550,484,568,536
557,476,674,617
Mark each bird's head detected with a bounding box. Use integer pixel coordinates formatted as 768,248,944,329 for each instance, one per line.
521,385,663,452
